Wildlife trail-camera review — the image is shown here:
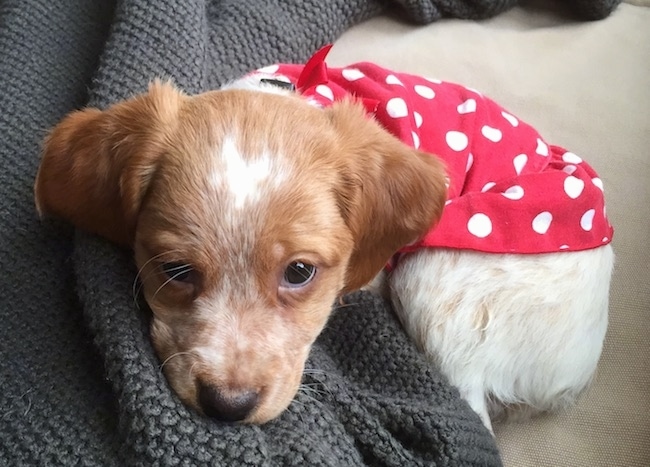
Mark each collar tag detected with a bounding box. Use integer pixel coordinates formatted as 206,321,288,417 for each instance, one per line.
259,78,295,91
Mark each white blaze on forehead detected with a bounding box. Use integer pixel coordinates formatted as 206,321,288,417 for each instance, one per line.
224,136,270,208
212,136,286,209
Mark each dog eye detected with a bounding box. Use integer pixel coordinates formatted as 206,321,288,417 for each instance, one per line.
161,262,193,282
282,261,316,287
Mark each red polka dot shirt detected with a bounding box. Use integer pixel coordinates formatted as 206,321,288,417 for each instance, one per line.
256,45,613,255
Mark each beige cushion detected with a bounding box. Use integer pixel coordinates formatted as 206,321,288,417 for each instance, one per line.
330,2,650,465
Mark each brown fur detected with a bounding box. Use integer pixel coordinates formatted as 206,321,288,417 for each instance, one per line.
34,82,447,423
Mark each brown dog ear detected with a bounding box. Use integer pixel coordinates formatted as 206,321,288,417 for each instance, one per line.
34,80,184,246
327,100,447,294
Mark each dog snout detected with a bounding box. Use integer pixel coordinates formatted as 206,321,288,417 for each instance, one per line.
197,380,259,422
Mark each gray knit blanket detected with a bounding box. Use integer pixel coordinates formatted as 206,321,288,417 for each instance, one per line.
0,0,620,465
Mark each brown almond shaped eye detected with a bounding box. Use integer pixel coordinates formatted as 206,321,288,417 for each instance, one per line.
161,262,193,282
282,261,316,287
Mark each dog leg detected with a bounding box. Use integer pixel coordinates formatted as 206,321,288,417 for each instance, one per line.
460,386,493,434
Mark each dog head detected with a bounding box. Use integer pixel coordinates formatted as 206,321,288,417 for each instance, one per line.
35,81,446,423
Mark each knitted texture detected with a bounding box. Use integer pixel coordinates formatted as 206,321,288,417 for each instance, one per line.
567,0,622,19
0,0,620,464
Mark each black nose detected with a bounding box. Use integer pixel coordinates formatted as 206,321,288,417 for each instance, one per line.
197,381,259,422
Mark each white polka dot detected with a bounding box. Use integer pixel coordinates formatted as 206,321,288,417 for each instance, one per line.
446,131,469,151
562,151,583,164
386,97,408,118
481,182,496,192
532,211,553,234
411,131,420,149
413,111,423,128
559,245,570,250
465,153,474,173
513,154,527,175
602,237,609,243
536,138,549,156
385,74,404,86
468,213,492,238
563,165,577,175
592,177,604,191
481,125,502,143
564,176,585,199
501,111,519,127
457,99,476,114
444,176,451,188
257,64,279,73
342,68,364,81
502,185,524,200
316,85,333,101
445,199,453,206
580,209,595,231
425,77,442,84
414,84,435,99
464,86,481,95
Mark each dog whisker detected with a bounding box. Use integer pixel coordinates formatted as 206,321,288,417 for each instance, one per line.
296,387,323,405
331,301,359,311
159,351,195,372
132,250,182,305
289,397,311,425
299,386,329,397
188,361,200,378
152,265,192,301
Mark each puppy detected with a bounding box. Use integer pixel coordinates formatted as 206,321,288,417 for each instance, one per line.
34,46,613,431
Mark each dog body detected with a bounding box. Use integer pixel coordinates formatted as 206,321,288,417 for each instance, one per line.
35,46,613,430
390,247,612,431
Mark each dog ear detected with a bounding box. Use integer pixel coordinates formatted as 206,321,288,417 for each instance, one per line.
34,80,184,246
327,100,447,294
